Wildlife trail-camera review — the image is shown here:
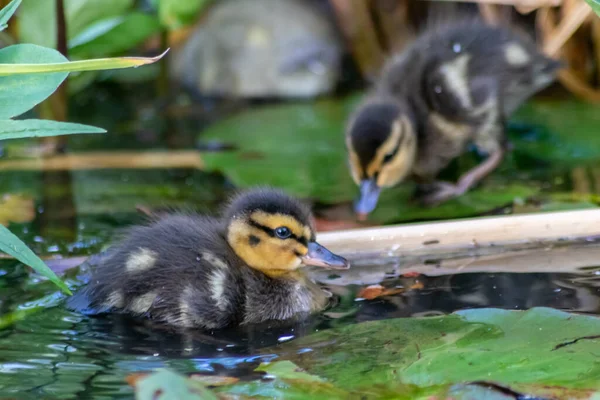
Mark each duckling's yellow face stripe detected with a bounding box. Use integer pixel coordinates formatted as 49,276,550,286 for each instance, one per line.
227,212,313,278
348,116,417,188
376,116,417,188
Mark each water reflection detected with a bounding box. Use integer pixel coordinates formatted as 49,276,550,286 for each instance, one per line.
0,265,599,397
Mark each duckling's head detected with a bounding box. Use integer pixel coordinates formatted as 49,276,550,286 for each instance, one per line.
225,188,349,277
346,99,417,220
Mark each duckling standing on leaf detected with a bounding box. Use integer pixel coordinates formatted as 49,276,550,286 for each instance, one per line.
345,20,561,219
68,188,349,330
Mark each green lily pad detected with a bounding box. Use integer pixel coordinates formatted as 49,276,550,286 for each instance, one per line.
586,0,600,17
199,96,362,205
510,100,600,167
276,307,600,393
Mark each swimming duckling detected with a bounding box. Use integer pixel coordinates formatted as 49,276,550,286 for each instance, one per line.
68,188,349,330
346,20,561,219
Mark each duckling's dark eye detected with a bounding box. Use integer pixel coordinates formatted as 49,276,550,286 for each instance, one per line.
275,226,292,239
383,152,395,164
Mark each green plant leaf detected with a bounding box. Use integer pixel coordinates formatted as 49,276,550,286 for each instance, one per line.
0,49,168,76
134,369,219,400
18,0,135,49
0,44,68,119
155,0,213,29
0,225,71,295
277,307,600,394
0,119,105,140
70,12,161,58
0,0,21,31
585,0,600,17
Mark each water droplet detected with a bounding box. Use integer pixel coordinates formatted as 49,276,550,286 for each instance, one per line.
452,42,462,53
554,288,562,293
434,85,442,94
277,335,295,343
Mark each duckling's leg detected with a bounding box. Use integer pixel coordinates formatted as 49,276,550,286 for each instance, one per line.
420,90,506,206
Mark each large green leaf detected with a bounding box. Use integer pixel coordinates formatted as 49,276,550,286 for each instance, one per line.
0,225,71,295
0,119,105,140
0,44,68,119
0,0,20,31
585,0,600,17
198,95,366,205
277,307,600,393
70,12,161,58
18,0,135,49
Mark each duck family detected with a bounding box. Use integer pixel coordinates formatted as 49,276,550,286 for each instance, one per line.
71,19,560,329
345,20,560,219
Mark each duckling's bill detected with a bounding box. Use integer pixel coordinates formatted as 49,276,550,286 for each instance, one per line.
302,242,350,269
355,179,380,220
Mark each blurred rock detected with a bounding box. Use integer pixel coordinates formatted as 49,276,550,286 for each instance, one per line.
171,0,342,99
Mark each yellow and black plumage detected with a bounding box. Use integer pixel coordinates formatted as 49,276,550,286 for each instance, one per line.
346,20,562,219
68,188,349,330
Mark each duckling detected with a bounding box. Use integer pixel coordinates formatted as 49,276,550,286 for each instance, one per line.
68,188,349,330
345,20,561,219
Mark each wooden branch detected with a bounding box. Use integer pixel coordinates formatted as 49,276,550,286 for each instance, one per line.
317,209,600,264
0,151,204,171
542,0,592,56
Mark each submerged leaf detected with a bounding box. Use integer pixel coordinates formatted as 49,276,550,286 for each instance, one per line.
0,119,105,140
0,194,34,225
0,225,71,294
133,369,219,400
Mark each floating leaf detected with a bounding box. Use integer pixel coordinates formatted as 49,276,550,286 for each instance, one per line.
510,100,600,166
0,225,71,294
278,307,600,393
0,119,105,140
132,369,219,400
199,96,361,205
0,0,21,31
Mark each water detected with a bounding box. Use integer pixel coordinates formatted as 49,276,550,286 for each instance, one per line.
1,82,600,397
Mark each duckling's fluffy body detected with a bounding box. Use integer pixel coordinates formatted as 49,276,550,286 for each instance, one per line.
69,189,346,330
347,20,561,215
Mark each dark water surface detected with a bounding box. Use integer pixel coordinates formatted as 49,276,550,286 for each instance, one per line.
1,84,600,398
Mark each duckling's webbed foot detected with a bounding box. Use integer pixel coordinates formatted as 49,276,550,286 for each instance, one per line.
418,181,463,206
418,148,505,206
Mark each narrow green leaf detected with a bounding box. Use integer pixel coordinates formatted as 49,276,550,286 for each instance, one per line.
0,225,71,295
0,119,105,140
585,0,600,17
18,0,135,49
0,49,169,76
0,44,68,119
0,0,21,32
70,13,161,58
